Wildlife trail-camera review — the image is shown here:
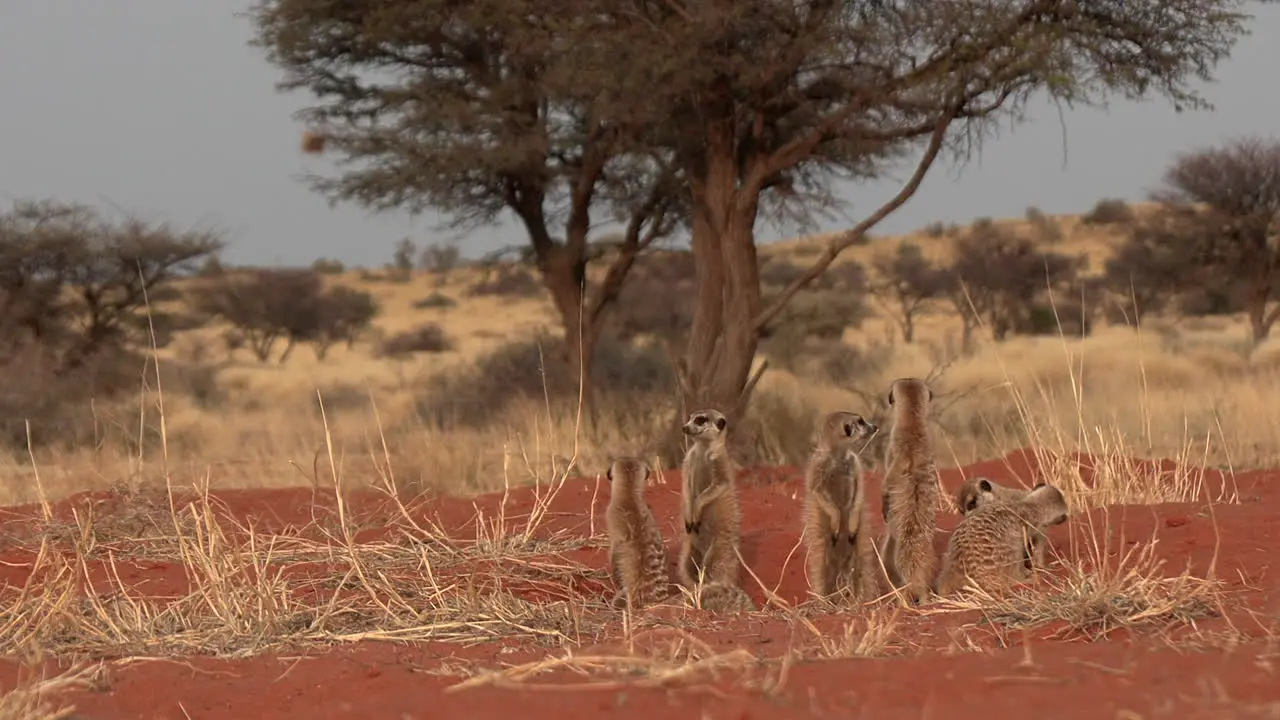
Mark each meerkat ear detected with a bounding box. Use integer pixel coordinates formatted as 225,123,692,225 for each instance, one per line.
715,416,726,431
1033,481,1047,490
642,464,652,480
927,386,934,402
978,479,992,492
606,466,613,481
886,390,894,406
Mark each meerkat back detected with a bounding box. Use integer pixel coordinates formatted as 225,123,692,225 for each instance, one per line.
605,457,669,609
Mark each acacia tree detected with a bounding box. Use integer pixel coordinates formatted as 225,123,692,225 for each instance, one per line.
1153,136,1280,343
947,225,1081,345
867,243,947,343
1102,209,1203,325
250,0,682,404
591,0,1266,424
0,199,222,372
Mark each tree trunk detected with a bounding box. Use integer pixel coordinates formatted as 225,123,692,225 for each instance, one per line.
539,245,601,419
1247,293,1272,345
673,117,765,460
900,304,916,344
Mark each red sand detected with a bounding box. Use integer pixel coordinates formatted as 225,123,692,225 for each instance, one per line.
2,448,1278,719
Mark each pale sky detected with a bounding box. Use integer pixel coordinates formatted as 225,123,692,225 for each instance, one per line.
1,2,1277,267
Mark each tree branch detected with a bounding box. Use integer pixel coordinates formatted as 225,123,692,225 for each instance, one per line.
753,108,958,333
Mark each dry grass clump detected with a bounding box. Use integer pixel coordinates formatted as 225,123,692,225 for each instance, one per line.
0,663,103,720
0,438,610,660
446,627,759,692
931,507,1225,640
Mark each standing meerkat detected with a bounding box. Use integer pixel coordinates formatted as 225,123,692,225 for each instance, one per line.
877,377,940,605
935,483,1070,597
678,409,755,613
605,456,670,610
955,477,1050,571
803,411,880,604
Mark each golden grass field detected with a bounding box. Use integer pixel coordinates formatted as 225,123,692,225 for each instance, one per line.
4,204,1279,509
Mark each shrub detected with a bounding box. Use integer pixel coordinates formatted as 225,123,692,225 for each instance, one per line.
412,292,457,310
467,265,544,298
413,333,673,428
378,323,453,357
1082,198,1135,226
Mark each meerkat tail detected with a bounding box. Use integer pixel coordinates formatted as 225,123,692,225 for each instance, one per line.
698,582,756,613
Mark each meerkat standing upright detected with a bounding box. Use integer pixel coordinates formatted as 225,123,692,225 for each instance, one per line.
955,477,1050,571
935,483,1070,596
803,411,880,604
605,456,670,610
878,377,940,605
678,409,755,613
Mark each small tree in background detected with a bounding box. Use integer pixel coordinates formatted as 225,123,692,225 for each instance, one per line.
389,238,416,282
1102,209,1203,325
193,269,378,363
0,198,223,448
1154,136,1280,344
0,198,222,372
310,285,380,358
866,243,947,343
946,224,1082,347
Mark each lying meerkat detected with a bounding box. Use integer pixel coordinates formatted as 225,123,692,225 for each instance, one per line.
678,409,755,613
605,456,671,610
935,483,1070,597
878,377,940,605
803,411,880,604
955,476,1051,571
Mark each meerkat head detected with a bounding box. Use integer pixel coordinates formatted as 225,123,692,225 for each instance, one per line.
818,411,877,448
1026,482,1070,526
606,456,651,494
886,377,933,414
682,409,728,443
956,477,996,515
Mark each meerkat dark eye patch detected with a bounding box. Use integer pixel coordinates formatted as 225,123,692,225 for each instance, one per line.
978,479,992,492
843,422,855,437
714,416,726,431
966,499,977,512
694,416,706,426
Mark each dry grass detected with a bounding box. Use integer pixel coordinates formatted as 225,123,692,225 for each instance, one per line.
0,663,103,720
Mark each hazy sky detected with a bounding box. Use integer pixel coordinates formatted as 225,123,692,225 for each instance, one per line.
2,2,1277,267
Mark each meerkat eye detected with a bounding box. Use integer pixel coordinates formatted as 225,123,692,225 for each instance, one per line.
966,499,977,512
694,416,706,426
843,422,855,437
978,479,992,492
714,416,726,431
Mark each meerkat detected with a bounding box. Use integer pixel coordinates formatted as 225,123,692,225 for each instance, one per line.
803,411,880,604
877,377,940,605
605,456,670,610
955,477,1052,571
935,483,1070,597
678,409,755,613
